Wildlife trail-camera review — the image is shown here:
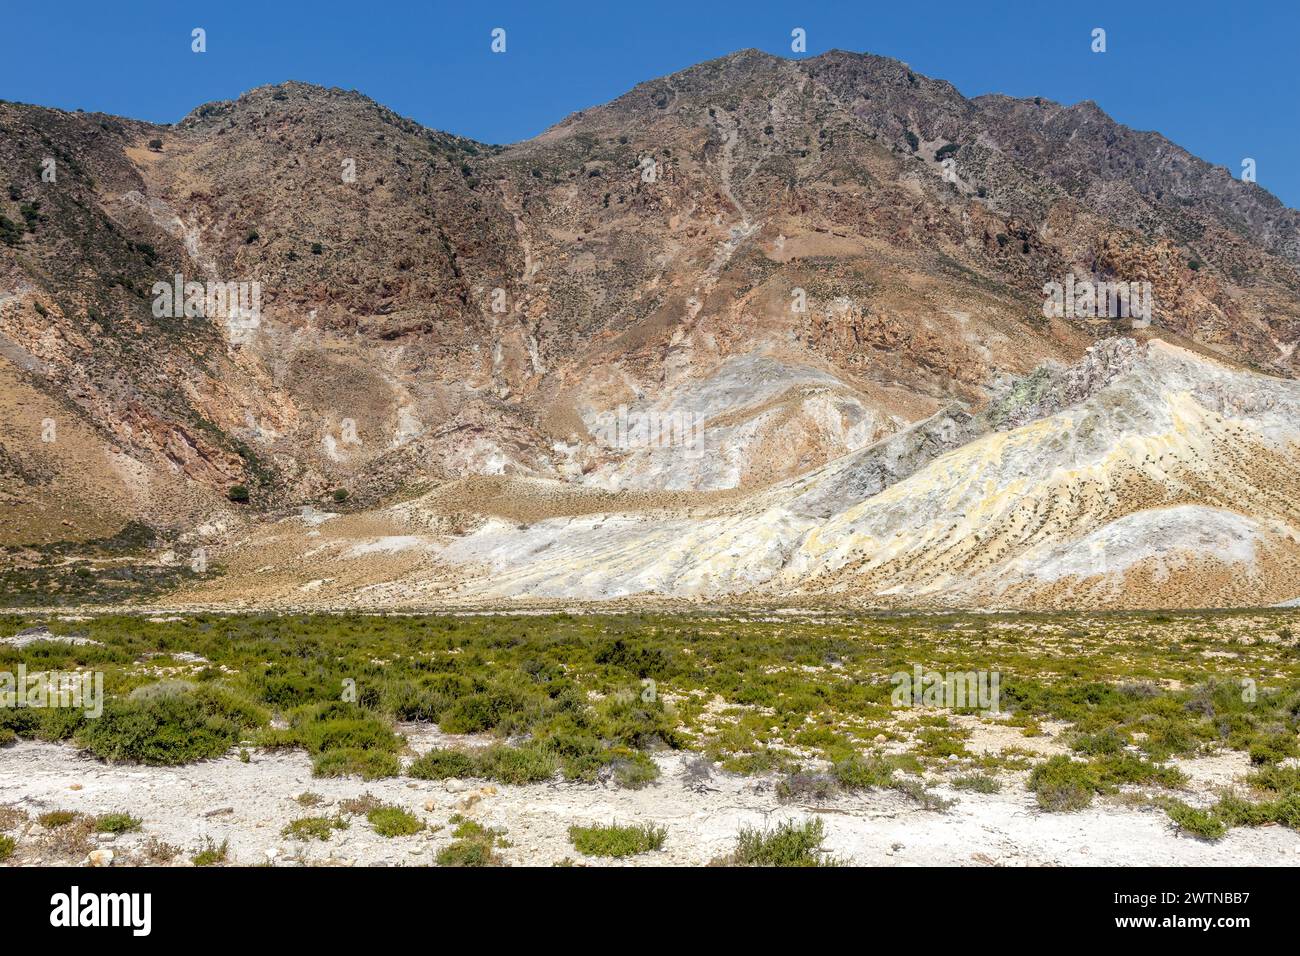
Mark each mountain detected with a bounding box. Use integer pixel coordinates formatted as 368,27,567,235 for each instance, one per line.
2,49,1298,609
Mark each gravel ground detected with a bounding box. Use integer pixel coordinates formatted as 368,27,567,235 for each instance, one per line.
2,735,1297,867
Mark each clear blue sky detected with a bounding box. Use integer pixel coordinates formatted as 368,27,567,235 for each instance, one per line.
3,0,1297,208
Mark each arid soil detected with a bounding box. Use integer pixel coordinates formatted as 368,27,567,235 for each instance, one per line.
3,735,1296,868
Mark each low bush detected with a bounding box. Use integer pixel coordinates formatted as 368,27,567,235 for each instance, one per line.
191,837,228,866
1027,756,1100,811
436,839,495,867
367,805,423,838
830,755,897,790
1165,801,1227,840
568,822,666,858
75,685,264,765
94,812,142,834
407,748,476,780
951,773,1001,794
37,810,80,828
436,816,505,867
720,818,838,867
776,772,838,803
282,815,348,841
311,748,400,780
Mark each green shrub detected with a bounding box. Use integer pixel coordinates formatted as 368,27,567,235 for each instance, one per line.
35,706,87,742
191,837,228,866
568,822,666,858
366,805,423,838
227,485,250,503
436,839,495,867
95,812,142,834
1248,733,1298,766
1027,756,1099,811
292,703,403,779
609,750,659,789
831,755,897,790
295,713,400,755
1213,791,1300,830
37,810,79,828
594,639,668,678
722,818,838,867
475,744,556,785
1094,752,1186,789
951,773,1001,794
1165,801,1227,840
0,215,23,246
436,816,504,866
776,772,838,803
75,686,263,765
1244,764,1300,796
0,834,14,861
1072,728,1127,756
407,748,476,780
438,693,507,734
282,815,348,841
311,748,400,780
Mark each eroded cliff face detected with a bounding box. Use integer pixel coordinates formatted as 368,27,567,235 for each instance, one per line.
2,51,1298,608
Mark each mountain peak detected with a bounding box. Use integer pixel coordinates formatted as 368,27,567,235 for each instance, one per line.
1,47,1297,613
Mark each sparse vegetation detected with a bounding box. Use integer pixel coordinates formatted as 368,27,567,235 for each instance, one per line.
1164,800,1227,840
436,815,505,866
95,812,142,834
951,773,1002,794
0,806,27,830
337,793,382,815
75,684,264,765
568,822,666,858
142,836,180,863
435,838,495,867
191,836,228,866
37,810,79,829
717,818,839,867
0,608,1296,858
282,815,348,841
366,805,423,837
1028,756,1100,811
407,748,476,780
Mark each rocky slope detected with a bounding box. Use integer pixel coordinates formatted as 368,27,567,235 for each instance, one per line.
171,339,1300,610
2,49,1298,609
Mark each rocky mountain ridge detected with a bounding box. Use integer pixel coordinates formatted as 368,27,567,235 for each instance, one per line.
2,49,1297,608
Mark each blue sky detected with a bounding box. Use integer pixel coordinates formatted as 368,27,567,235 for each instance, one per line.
3,0,1297,207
